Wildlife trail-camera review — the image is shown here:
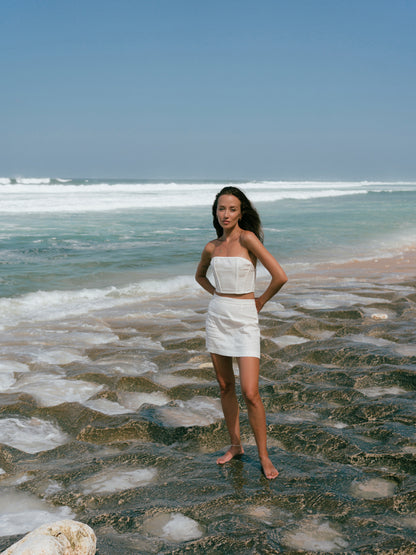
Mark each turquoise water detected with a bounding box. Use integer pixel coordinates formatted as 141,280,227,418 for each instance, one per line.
1,180,415,300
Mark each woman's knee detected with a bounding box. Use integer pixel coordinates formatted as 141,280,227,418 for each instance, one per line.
218,379,236,396
242,387,261,406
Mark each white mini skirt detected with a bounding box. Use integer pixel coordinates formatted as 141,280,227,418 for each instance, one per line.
206,295,260,358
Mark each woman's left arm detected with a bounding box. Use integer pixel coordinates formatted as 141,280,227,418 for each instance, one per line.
241,231,288,312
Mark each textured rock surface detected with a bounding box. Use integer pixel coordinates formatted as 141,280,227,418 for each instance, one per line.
1,520,96,555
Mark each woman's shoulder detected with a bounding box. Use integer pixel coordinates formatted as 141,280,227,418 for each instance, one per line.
203,240,218,257
239,229,259,247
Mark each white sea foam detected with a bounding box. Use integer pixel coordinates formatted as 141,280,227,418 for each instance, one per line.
297,292,385,310
0,360,30,373
159,330,204,342
138,306,198,321
348,334,395,347
316,330,336,340
32,348,88,365
0,275,199,331
80,467,157,494
0,417,69,453
120,335,164,350
262,300,303,318
394,344,416,356
267,308,303,318
349,335,416,357
1,179,414,213
398,515,416,529
15,177,51,184
44,480,63,496
143,512,203,542
93,357,158,376
271,335,310,348
58,330,119,346
152,373,204,388
0,370,16,389
155,396,223,427
269,411,319,424
9,374,103,407
357,386,407,398
351,478,396,499
0,491,74,537
117,391,170,411
246,505,273,524
161,513,203,542
83,398,132,415
330,421,349,429
282,517,348,552
0,472,31,486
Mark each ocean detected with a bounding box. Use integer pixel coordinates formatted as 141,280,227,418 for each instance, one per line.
1,178,416,553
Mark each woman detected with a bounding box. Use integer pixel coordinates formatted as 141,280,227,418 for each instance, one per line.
195,186,288,479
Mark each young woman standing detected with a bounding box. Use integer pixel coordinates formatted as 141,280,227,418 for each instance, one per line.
195,187,287,479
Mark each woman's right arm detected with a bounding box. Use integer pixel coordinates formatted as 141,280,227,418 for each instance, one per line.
195,243,215,295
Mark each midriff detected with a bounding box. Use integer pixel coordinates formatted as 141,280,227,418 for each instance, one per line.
215,291,255,299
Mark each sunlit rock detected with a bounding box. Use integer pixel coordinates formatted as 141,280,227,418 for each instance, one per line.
1,519,96,555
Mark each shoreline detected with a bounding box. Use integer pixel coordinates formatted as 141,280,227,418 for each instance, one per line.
289,246,416,283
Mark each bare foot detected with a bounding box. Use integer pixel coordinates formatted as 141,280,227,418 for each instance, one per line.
260,456,279,479
216,444,244,465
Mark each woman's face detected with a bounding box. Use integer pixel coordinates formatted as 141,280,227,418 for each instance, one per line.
216,194,242,230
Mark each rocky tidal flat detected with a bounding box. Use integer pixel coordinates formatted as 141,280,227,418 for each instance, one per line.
1,266,416,553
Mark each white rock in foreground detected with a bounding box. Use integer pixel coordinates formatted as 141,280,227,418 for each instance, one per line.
1,519,96,555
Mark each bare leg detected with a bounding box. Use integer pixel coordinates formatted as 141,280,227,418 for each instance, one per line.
211,353,244,464
238,357,279,479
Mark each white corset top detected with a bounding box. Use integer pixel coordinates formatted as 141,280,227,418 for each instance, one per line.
211,256,256,294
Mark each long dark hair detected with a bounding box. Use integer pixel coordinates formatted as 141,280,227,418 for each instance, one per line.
212,186,264,242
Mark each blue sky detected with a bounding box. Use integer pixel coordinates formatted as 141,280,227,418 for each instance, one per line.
1,0,415,179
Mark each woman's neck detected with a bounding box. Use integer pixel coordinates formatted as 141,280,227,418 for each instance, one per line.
221,225,241,241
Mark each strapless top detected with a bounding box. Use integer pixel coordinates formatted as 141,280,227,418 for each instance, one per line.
210,256,256,294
